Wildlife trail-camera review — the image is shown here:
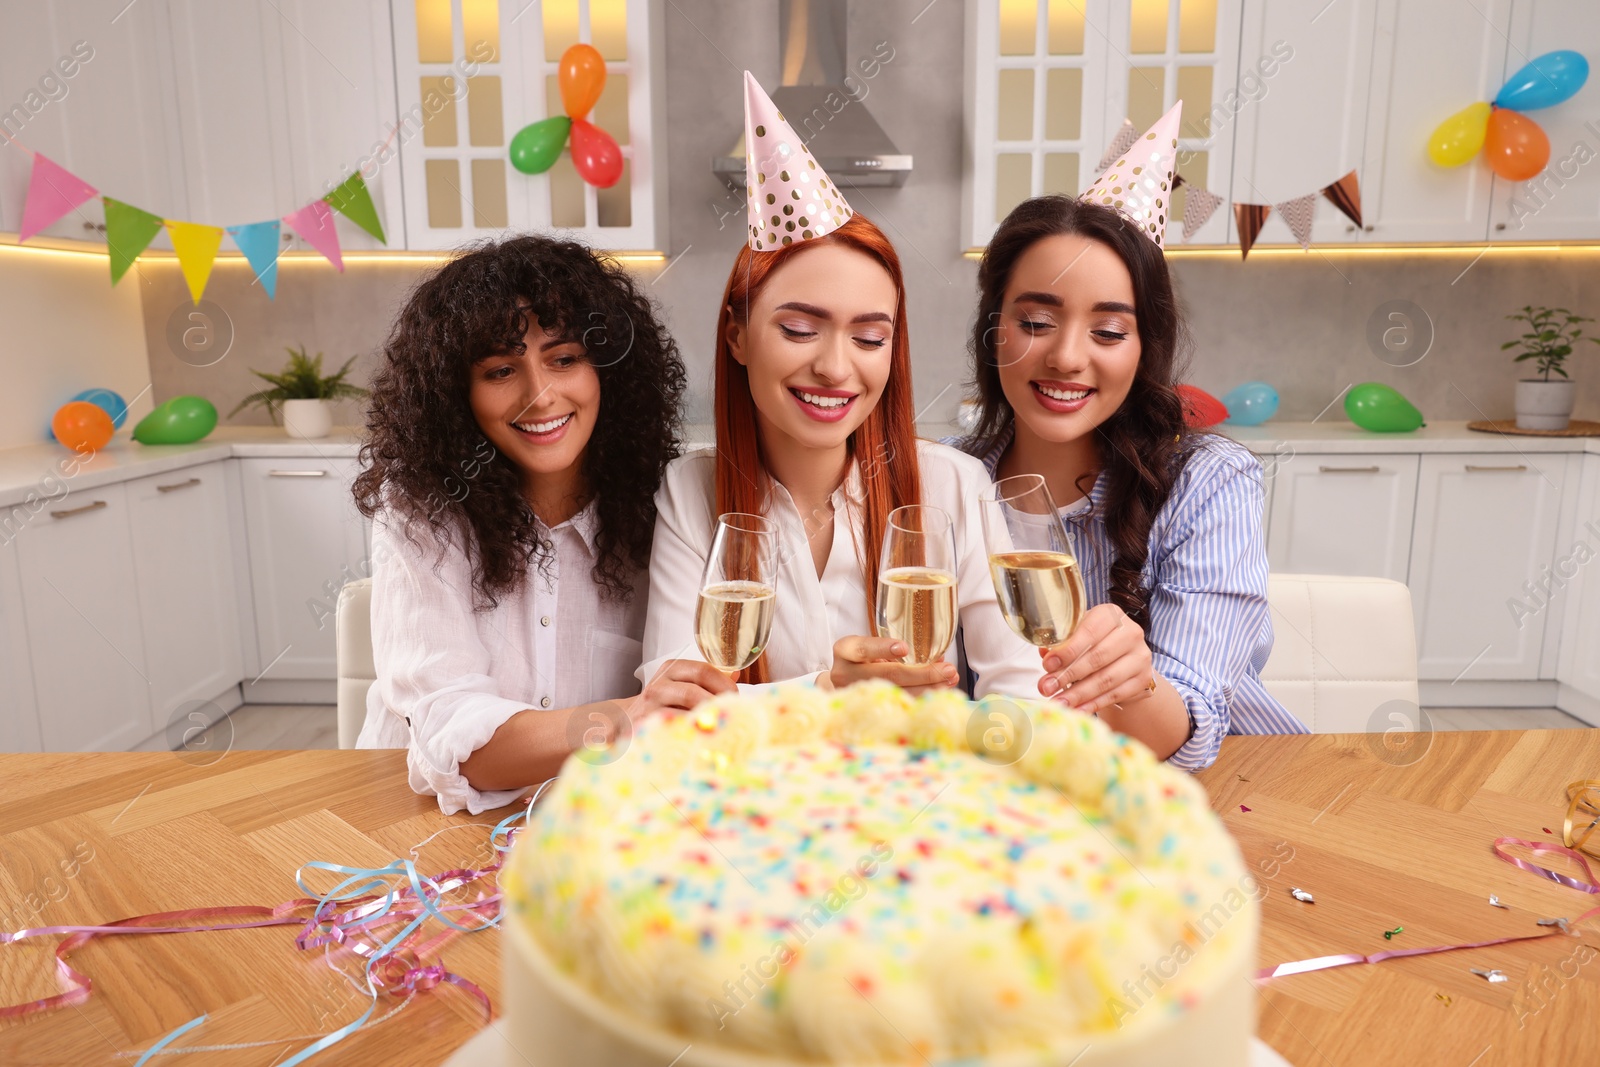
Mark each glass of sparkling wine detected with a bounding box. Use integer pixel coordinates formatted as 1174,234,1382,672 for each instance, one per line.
696,513,778,674
981,474,1087,648
876,505,958,666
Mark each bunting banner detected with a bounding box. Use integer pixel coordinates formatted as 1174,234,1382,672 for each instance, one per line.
13,149,386,301
1095,119,1139,173
1234,203,1271,259
1180,184,1225,243
1176,167,1362,257
1274,193,1318,250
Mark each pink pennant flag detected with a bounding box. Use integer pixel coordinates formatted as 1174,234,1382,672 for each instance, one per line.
282,200,343,272
19,154,98,242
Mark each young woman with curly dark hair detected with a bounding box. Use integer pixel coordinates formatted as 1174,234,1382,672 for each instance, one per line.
353,235,733,814
957,195,1304,768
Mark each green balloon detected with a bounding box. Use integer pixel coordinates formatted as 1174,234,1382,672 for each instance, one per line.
509,116,572,175
1344,382,1424,433
134,396,218,444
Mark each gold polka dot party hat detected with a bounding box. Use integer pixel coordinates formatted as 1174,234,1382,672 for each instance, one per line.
743,70,853,251
1080,101,1182,249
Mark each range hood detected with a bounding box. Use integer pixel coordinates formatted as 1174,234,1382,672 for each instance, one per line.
713,0,912,190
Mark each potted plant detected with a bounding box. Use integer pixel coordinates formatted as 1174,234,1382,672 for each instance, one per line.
231,344,368,439
1503,305,1598,431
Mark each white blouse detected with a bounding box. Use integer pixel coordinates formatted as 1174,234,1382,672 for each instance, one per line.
357,502,646,815
639,441,1042,698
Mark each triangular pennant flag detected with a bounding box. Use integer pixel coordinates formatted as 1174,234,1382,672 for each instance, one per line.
323,172,386,243
1235,203,1271,259
1322,170,1362,229
1080,101,1182,249
1181,185,1225,242
283,200,344,271
227,220,282,299
166,220,225,303
103,198,165,284
1274,193,1318,250
19,154,98,242
1096,119,1139,173
743,71,852,250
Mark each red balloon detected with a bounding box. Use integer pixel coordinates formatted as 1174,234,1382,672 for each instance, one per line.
1484,108,1550,181
1177,384,1229,429
570,120,624,188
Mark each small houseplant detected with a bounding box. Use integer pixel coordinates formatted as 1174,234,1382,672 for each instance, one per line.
231,344,367,439
1503,305,1598,431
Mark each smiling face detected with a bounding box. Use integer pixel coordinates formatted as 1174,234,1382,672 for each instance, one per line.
726,242,898,456
993,233,1142,446
469,312,600,502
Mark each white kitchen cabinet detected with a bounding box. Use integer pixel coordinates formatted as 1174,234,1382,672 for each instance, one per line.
1557,454,1600,707
1361,0,1512,243
238,457,368,683
1488,0,1600,241
1231,0,1377,247
0,537,41,752
125,461,245,737
12,483,152,751
1408,453,1567,681
1267,453,1419,581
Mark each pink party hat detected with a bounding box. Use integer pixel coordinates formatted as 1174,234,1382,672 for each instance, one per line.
1081,101,1182,249
743,71,852,251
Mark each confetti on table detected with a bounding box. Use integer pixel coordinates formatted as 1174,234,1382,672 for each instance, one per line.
1435,993,1452,1006
1383,926,1403,940
1536,917,1570,932
1470,968,1508,983
1544,828,1554,835
1289,887,1315,903
1488,895,1509,909
1236,775,1250,783
1240,805,1252,812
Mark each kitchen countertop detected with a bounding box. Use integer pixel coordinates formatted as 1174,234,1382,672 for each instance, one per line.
2,421,1596,512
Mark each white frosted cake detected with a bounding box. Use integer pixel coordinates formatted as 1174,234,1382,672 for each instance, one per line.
500,682,1257,1066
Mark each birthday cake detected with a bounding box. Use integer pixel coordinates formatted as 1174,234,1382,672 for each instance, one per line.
499,680,1257,1066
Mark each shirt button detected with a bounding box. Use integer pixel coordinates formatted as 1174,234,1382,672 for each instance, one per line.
540,616,551,627
540,696,552,708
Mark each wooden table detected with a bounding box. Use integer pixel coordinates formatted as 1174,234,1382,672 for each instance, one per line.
0,731,1595,1066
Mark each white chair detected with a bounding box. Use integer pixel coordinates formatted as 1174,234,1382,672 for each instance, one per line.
335,577,376,749
1260,573,1420,734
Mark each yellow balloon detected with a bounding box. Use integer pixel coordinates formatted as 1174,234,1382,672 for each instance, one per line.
1428,102,1492,167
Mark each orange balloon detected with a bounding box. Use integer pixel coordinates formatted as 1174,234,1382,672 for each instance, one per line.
52,400,114,453
559,43,606,119
1484,108,1550,181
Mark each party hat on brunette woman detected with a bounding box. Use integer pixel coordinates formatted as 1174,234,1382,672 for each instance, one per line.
743,71,854,251
1079,100,1182,250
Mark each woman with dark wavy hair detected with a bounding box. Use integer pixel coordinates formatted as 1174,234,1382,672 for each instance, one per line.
353,235,732,814
958,195,1304,768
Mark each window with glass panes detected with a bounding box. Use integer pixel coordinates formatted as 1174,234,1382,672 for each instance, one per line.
394,0,661,251
965,0,1239,249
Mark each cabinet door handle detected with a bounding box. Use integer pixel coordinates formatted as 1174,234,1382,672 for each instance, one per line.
156,477,202,493
1317,465,1380,474
268,469,328,477
1465,464,1527,472
51,500,108,520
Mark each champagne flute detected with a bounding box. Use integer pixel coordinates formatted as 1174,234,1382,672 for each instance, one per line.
695,513,778,674
981,474,1087,648
876,505,958,666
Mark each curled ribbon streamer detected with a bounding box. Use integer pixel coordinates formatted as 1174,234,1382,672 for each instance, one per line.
1255,834,1600,982
1565,780,1600,858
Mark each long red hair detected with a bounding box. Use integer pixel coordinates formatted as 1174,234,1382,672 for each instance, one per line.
714,214,923,683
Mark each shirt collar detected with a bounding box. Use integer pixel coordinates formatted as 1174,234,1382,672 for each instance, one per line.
538,498,602,555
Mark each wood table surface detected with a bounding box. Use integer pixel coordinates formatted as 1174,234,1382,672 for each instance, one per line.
0,730,1595,1066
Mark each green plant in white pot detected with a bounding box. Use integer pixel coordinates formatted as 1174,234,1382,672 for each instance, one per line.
231,344,367,439
1503,305,1598,431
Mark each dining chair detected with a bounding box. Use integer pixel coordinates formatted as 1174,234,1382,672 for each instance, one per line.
335,577,376,749
1260,573,1420,734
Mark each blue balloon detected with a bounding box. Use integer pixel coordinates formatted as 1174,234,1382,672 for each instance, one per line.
45,387,129,441
1221,381,1279,426
1494,50,1589,111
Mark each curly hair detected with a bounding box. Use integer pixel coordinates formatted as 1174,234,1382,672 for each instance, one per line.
354,234,687,609
966,195,1195,630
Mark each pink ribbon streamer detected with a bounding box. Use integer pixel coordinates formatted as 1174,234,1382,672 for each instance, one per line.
1256,836,1600,981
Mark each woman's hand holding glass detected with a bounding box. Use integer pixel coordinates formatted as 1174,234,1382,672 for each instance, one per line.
1037,603,1156,715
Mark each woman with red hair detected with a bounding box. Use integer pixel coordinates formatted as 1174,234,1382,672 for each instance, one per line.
637,74,1037,698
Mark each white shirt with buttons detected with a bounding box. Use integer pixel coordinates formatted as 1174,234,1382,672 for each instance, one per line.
639,441,1042,698
357,502,646,814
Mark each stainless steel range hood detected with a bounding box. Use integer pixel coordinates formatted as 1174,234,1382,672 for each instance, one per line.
713,0,912,190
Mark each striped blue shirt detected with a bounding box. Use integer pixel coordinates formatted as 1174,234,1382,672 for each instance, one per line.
949,425,1307,770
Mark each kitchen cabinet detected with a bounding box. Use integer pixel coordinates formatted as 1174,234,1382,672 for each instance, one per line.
1408,453,1568,682
0,538,41,752
12,483,152,751
125,461,245,736
238,457,368,684
1266,453,1419,582
1557,454,1600,711
1487,0,1600,241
